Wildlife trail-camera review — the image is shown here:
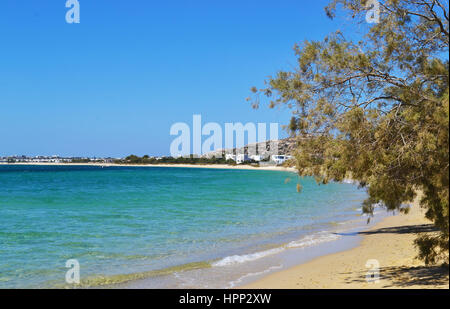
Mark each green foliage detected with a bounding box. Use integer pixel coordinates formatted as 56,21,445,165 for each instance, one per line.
71,158,92,163
288,116,299,136
251,0,449,264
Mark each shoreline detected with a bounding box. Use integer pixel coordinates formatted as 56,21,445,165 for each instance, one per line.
0,162,297,172
113,207,377,289
3,163,446,288
240,197,449,289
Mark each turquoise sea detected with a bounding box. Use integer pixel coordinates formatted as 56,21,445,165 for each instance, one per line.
0,165,371,288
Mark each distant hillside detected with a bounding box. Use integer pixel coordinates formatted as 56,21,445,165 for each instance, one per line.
201,137,298,158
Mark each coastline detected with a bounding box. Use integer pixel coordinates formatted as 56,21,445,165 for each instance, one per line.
241,197,449,289
0,162,297,172
3,163,447,289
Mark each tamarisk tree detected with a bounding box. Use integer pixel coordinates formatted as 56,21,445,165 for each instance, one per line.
250,0,449,264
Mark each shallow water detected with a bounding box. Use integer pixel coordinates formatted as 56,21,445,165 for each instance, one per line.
0,165,370,288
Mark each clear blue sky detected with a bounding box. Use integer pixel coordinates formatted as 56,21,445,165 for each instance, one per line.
0,0,347,157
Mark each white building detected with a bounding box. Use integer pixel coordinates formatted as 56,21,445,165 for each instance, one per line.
225,153,251,164
250,154,268,162
271,155,293,165
236,154,250,164
225,154,236,161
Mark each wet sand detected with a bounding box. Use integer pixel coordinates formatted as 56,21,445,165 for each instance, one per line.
242,198,449,289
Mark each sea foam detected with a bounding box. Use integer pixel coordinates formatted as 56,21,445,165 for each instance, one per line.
212,231,341,267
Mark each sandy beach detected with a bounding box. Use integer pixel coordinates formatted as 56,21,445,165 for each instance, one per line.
0,162,297,172
2,163,447,289
242,197,449,289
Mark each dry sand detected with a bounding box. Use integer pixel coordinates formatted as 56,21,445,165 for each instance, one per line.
242,198,449,289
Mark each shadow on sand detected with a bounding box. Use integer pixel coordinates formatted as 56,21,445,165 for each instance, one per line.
341,264,449,288
335,223,448,287
335,224,438,237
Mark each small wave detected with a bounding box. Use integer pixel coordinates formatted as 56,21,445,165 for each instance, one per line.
212,247,284,267
213,231,340,267
342,179,356,184
286,232,340,248
227,264,283,288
